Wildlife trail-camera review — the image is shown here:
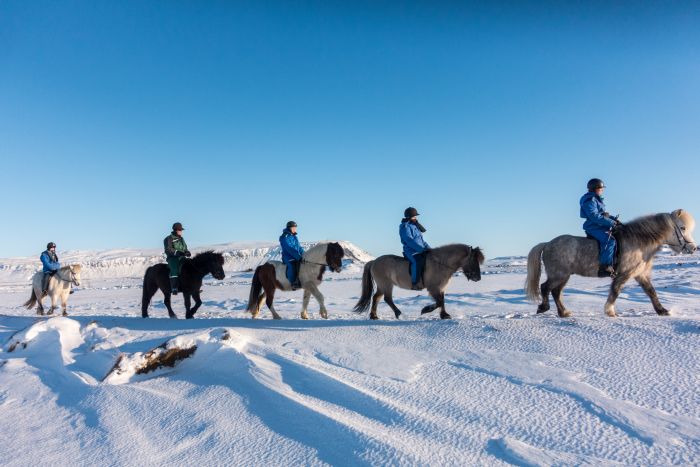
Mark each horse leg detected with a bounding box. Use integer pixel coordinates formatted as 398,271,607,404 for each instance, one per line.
537,279,551,313
550,277,572,318
370,288,384,320
252,293,265,319
635,274,669,316
604,275,628,317
300,289,311,320
188,291,203,318
61,293,68,317
48,294,56,316
263,283,281,320
307,283,328,319
163,293,177,319
384,288,402,319
184,293,194,319
435,291,450,320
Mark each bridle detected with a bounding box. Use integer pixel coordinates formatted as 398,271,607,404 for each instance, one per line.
57,268,80,286
670,220,695,252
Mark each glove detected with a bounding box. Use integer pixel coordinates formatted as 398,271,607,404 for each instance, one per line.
175,251,184,257
185,250,192,257
423,247,432,253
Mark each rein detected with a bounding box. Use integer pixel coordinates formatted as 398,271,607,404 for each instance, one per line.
56,268,79,286
671,221,693,251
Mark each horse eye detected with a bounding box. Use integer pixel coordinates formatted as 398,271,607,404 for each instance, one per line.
681,227,686,231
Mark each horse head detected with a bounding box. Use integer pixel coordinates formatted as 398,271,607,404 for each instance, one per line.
194,251,226,280
325,242,345,273
69,264,82,286
462,246,485,282
669,209,697,254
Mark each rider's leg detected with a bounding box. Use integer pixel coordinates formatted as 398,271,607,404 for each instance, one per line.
587,229,616,276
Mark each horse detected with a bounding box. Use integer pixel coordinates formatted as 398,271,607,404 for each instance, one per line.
353,244,485,320
526,209,697,318
141,251,226,319
24,264,82,316
246,242,345,319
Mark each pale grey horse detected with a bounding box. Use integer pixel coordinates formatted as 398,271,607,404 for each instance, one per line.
24,264,82,316
526,210,696,317
354,244,484,320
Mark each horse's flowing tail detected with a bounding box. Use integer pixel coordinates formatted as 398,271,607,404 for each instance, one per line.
141,267,153,316
525,242,547,301
353,261,375,313
247,266,264,313
23,288,37,309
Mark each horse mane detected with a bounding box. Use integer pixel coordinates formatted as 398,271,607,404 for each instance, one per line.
192,250,224,265
617,213,673,246
433,243,484,264
61,264,81,272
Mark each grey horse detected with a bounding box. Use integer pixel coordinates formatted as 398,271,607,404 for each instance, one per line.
354,244,485,320
526,209,696,317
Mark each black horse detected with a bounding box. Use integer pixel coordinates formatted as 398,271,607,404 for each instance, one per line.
142,251,226,319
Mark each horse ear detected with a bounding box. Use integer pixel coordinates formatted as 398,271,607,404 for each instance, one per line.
674,209,684,217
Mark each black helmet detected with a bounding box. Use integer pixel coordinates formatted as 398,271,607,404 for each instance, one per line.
46,242,56,250
404,207,419,218
587,178,605,191
286,221,298,228
172,222,185,231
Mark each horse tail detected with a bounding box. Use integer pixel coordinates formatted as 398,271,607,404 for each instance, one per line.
247,266,264,313
525,242,547,301
141,267,153,316
353,261,375,313
23,288,37,309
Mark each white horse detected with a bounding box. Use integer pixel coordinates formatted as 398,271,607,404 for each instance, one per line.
247,242,345,319
24,265,82,316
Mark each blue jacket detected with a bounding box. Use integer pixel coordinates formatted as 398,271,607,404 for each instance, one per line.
400,221,430,256
40,250,61,273
280,229,305,263
580,192,616,232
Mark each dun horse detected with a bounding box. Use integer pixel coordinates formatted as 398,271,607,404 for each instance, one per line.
354,244,484,319
526,209,696,317
142,251,226,319
24,265,82,316
247,242,345,319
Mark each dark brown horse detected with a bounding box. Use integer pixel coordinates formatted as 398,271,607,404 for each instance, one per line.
142,251,225,319
354,244,485,320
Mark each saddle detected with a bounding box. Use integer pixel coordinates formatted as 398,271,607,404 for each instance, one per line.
585,233,621,268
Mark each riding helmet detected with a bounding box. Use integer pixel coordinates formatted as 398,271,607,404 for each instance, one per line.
46,242,56,250
286,221,298,228
404,207,420,218
172,222,185,231
587,178,606,191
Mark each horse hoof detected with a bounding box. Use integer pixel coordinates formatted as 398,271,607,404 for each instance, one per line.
657,309,670,316
421,306,433,315
62,312,67,317
142,314,149,318
537,305,550,314
605,311,617,318
370,314,379,320
169,314,178,319
440,312,452,320
558,310,572,318
300,313,309,320
185,314,194,320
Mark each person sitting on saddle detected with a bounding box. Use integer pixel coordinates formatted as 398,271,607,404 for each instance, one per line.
580,178,622,278
40,242,60,294
400,207,431,290
164,222,191,295
280,221,305,290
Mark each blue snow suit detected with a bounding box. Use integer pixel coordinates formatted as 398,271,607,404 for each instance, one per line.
580,192,617,266
40,250,61,274
280,228,305,284
400,220,430,284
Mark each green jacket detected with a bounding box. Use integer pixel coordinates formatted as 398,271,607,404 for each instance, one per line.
164,233,188,259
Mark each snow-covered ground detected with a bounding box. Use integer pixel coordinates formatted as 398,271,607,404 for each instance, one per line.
1,242,699,466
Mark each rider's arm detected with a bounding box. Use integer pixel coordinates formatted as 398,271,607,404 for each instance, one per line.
164,236,177,257
40,253,60,271
581,199,616,229
402,225,428,253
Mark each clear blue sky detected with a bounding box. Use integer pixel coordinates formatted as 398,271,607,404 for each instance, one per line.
1,1,699,258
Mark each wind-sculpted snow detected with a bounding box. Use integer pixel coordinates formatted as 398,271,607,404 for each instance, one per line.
0,248,699,465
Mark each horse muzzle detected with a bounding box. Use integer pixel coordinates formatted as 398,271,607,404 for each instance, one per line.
685,243,698,254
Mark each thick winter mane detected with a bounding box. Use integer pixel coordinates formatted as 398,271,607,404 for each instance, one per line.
192,250,224,265
472,247,485,265
617,213,673,246
432,243,484,264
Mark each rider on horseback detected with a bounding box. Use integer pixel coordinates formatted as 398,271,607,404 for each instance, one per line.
40,242,60,294
164,222,191,295
580,178,621,278
280,221,305,290
400,207,431,290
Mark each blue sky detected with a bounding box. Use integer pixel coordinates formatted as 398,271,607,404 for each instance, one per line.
1,1,699,258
